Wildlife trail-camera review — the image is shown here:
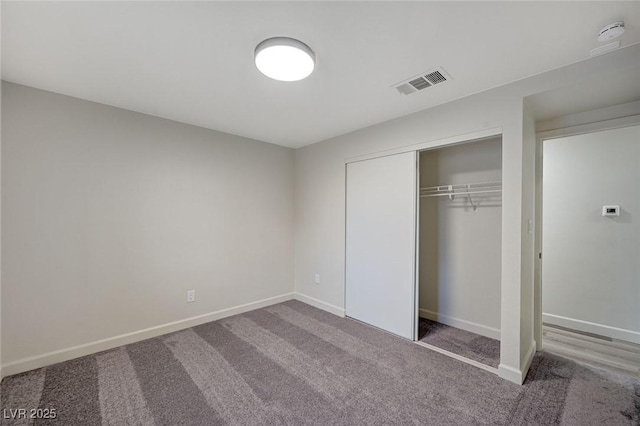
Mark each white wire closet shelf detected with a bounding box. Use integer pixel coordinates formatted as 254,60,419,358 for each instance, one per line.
420,181,502,210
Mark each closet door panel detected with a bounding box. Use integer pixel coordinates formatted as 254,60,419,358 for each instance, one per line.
345,151,417,339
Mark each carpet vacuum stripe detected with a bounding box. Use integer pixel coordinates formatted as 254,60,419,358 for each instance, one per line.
164,329,283,425
0,300,638,425
126,337,223,425
96,347,155,426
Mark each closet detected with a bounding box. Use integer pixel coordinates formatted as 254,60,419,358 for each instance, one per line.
345,136,502,369
417,138,502,369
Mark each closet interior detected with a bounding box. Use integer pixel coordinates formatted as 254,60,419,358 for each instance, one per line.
418,137,502,368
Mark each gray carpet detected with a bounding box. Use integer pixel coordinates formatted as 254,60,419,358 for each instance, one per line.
418,317,501,368
1,300,639,425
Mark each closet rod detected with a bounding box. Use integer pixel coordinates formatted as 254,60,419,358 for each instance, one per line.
420,189,501,198
420,180,502,192
419,181,502,211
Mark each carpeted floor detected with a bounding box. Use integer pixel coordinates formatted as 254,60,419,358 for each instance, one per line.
2,300,639,425
418,317,501,368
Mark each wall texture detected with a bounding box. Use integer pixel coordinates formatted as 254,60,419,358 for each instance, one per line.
419,138,502,338
1,82,295,367
542,124,640,343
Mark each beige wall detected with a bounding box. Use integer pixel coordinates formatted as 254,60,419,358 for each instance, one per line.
1,82,295,367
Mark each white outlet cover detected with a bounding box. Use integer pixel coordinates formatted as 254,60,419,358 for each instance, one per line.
314,273,320,284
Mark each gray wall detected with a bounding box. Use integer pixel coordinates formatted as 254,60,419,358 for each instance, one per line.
542,124,640,343
419,138,502,338
1,82,295,366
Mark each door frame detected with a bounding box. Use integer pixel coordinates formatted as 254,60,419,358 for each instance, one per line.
534,114,640,350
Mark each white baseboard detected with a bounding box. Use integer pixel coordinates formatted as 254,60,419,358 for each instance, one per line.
294,292,345,317
1,292,295,379
419,308,500,340
498,363,524,384
543,313,640,345
498,340,536,385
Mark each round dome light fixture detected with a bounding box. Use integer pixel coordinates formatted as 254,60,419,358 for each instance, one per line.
598,21,625,42
254,37,315,82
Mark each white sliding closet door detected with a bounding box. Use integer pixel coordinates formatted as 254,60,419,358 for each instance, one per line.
345,151,418,340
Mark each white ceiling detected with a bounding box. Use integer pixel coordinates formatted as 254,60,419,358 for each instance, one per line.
527,64,640,122
2,1,640,148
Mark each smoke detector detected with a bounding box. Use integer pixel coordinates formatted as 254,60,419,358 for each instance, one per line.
598,22,625,42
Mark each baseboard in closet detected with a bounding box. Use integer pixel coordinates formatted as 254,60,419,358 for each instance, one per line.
419,308,500,340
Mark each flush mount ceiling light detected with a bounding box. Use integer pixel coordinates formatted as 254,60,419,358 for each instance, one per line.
598,21,625,42
254,37,315,82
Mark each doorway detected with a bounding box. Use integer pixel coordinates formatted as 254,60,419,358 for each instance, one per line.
537,122,640,376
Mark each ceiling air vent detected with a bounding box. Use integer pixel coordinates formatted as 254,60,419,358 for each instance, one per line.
393,67,451,95
409,77,431,91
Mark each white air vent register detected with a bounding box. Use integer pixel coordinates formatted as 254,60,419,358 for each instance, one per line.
393,67,451,95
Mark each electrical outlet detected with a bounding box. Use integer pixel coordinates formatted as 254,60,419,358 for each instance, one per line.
314,273,320,284
187,290,196,303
